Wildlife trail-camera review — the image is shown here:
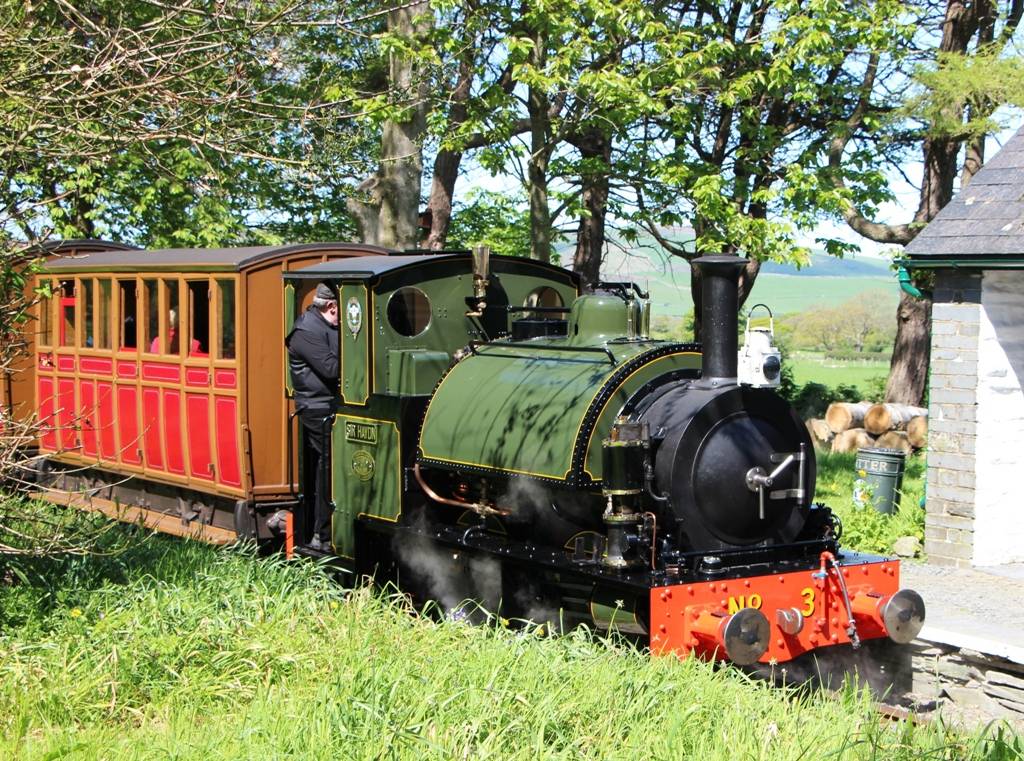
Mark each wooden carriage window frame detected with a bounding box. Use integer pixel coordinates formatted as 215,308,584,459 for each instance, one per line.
214,277,238,364
58,279,77,347
79,277,99,351
37,278,54,349
115,277,138,354
184,278,211,361
95,278,113,351
141,278,160,356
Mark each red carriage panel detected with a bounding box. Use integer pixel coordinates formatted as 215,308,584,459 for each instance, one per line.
141,362,181,383
37,376,57,451
162,389,186,475
116,384,142,465
80,356,113,375
186,393,214,481
141,387,164,470
57,378,76,452
97,381,117,460
79,380,98,457
213,369,237,389
214,396,241,488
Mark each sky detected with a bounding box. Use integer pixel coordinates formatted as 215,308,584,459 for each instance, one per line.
461,115,1024,264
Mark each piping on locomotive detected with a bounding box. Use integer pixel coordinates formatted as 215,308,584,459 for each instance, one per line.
17,243,925,666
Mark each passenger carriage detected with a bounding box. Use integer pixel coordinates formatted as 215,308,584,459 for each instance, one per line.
25,242,389,538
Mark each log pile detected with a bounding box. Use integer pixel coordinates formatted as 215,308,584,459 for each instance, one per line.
806,401,928,455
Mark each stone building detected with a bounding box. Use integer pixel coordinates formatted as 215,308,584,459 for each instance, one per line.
903,128,1024,567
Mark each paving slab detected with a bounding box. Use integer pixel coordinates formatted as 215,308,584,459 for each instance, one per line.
901,561,1024,663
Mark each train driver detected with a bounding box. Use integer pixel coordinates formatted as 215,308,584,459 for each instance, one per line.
285,282,340,551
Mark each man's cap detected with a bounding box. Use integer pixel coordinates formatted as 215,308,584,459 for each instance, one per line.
315,283,336,302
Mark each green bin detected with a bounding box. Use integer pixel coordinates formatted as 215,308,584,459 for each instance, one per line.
854,447,906,514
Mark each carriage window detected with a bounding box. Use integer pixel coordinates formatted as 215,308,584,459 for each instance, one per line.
387,287,431,337
38,282,52,347
144,279,159,353
217,279,236,360
59,280,75,346
97,279,112,350
188,280,210,357
165,279,180,355
120,280,137,350
81,279,94,348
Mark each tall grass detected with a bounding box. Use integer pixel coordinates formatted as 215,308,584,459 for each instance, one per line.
0,521,1019,759
816,452,927,556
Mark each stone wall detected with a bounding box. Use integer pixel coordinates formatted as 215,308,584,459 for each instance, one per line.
926,269,1024,566
926,270,981,566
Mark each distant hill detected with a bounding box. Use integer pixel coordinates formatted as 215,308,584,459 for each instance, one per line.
578,232,901,317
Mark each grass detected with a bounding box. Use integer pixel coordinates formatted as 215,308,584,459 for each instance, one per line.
789,351,890,391
817,452,927,557
0,501,1017,759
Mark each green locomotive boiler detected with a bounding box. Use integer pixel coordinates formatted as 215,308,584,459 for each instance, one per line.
280,250,925,665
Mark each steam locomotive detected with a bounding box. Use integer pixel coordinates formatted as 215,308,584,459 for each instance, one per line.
14,242,924,665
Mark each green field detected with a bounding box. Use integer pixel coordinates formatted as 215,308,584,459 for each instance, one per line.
789,351,890,391
633,272,901,318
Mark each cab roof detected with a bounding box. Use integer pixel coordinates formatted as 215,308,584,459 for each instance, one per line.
284,253,578,284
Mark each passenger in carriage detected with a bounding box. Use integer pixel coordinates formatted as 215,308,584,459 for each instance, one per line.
285,282,340,551
150,308,201,355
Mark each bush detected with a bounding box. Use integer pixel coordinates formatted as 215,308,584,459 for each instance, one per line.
784,381,865,419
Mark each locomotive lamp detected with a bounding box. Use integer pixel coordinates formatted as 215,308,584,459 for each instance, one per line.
738,304,782,388
466,244,491,317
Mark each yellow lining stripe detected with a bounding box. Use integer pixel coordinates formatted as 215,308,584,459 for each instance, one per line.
420,348,699,480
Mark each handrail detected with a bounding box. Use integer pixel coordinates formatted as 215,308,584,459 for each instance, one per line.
468,340,616,364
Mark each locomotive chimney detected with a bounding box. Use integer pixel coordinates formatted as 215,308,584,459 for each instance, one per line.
693,255,748,384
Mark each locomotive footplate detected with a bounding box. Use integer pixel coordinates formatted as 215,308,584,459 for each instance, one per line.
360,516,925,664
650,554,922,664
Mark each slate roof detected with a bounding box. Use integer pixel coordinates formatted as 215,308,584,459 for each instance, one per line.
904,127,1024,261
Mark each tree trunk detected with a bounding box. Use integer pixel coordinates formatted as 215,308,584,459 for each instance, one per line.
427,58,472,250
571,128,611,289
525,21,553,263
884,290,932,404
348,3,431,250
527,82,553,262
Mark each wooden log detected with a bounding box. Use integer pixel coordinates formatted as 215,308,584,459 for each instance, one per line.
863,403,928,435
831,428,876,454
876,430,913,454
825,401,873,433
907,415,928,449
805,418,834,450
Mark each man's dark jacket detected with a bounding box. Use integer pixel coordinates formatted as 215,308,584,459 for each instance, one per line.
286,307,339,410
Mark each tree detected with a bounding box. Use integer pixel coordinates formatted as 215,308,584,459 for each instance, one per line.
347,2,433,250
828,0,1024,405
612,0,915,334
0,0,379,554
